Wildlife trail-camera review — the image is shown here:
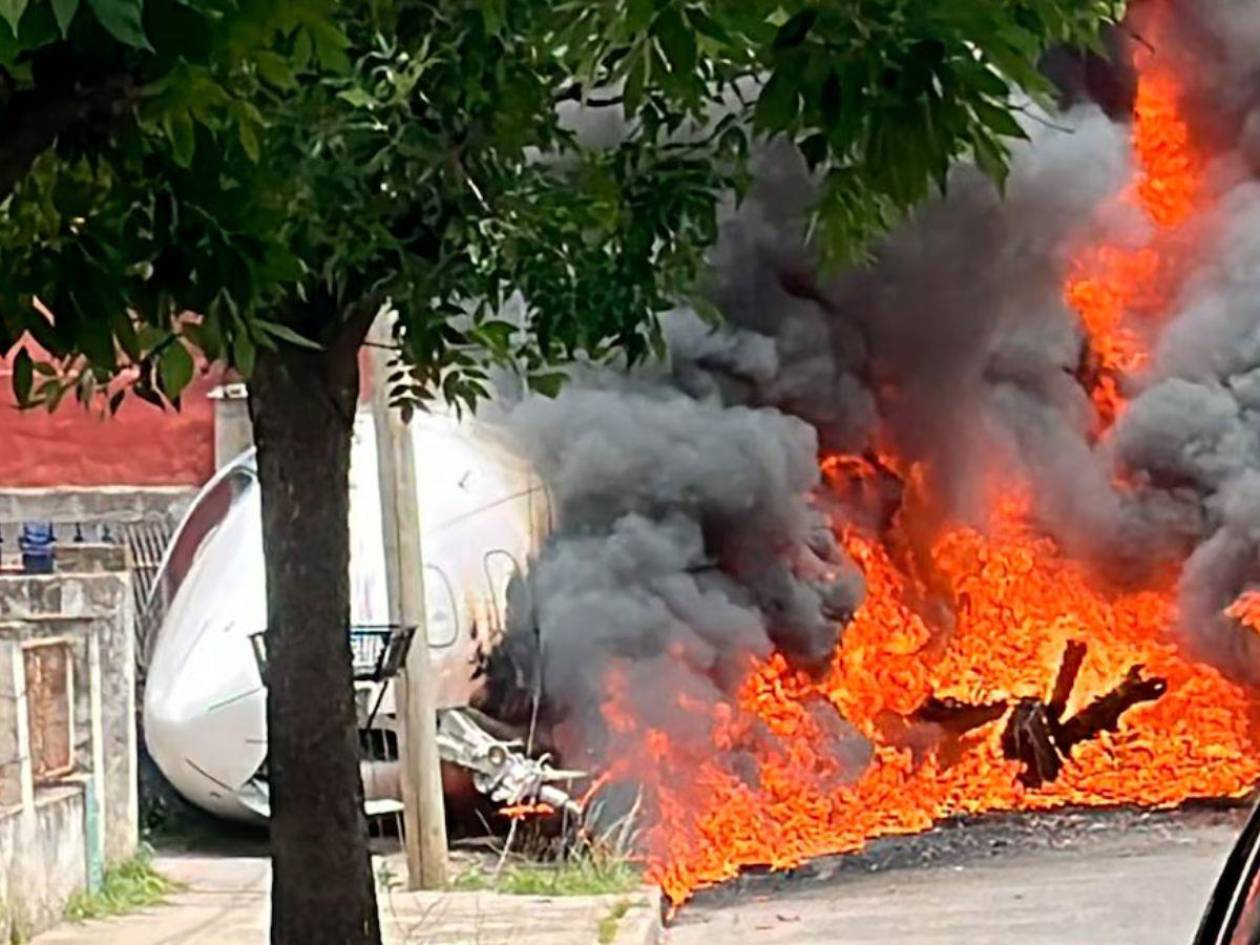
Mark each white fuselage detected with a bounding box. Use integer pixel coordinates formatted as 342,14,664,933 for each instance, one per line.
142,407,548,821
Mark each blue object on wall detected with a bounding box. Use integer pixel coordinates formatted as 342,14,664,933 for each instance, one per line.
19,522,55,574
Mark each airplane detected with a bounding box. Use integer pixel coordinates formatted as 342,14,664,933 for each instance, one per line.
141,405,578,823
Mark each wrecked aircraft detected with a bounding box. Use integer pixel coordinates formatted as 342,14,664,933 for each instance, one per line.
141,407,577,822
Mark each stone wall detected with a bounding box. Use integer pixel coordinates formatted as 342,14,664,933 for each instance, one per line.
0,546,138,940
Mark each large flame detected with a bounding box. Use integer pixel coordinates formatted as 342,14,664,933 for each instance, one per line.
1064,49,1204,429
593,18,1260,910
602,485,1260,905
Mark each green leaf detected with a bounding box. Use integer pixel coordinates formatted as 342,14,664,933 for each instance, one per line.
44,381,66,413
481,0,504,35
85,0,151,49
232,332,256,377
655,9,695,76
475,320,515,353
292,25,312,66
755,71,799,133
111,310,141,362
972,131,1010,192
774,10,816,49
254,51,296,89
238,121,260,162
973,99,1027,140
51,0,78,36
529,372,566,398
623,53,646,116
12,348,33,406
81,313,116,369
167,112,195,167
307,17,350,72
686,9,730,44
336,87,374,109
626,0,653,34
158,341,194,400
256,320,321,350
0,0,26,36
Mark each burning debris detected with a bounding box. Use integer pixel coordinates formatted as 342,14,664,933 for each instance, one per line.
480,0,1260,909
1000,642,1168,789
900,642,1170,791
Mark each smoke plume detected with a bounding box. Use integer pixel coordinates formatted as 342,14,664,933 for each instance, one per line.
483,0,1260,790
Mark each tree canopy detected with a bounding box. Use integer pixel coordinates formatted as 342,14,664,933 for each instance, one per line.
1,0,1122,413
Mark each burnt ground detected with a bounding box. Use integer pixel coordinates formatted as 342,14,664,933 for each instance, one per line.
670,802,1254,945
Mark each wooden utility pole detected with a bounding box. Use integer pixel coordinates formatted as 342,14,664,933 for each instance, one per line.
368,314,449,889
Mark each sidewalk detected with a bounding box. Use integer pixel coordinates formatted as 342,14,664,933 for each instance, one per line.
31,855,661,945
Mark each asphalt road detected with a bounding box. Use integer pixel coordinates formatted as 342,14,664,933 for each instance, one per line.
667,809,1247,945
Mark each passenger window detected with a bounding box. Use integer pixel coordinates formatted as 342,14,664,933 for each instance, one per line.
424,566,459,648
483,550,522,635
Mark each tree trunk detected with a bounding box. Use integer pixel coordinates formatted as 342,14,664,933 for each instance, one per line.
249,339,382,945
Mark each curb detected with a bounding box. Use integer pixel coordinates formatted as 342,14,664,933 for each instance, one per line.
610,886,663,945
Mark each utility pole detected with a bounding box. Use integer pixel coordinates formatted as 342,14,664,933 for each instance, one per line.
368,313,449,889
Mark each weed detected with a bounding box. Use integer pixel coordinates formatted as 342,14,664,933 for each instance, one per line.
451,857,640,897
597,899,633,944
64,848,180,922
376,860,403,894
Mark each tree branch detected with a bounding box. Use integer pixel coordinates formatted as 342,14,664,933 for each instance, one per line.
0,75,136,203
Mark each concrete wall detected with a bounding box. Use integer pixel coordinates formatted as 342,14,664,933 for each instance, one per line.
0,787,88,941
0,486,195,533
0,546,138,940
0,552,138,864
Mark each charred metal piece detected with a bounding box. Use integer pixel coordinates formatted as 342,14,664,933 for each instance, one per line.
1000,642,1167,789
1055,666,1167,750
1048,640,1088,721
436,708,586,817
913,696,1008,735
1001,698,1065,788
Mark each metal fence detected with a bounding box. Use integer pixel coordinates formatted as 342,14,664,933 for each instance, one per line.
0,519,176,678
124,520,175,672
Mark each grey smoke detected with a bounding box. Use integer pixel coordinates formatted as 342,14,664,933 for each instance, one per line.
497,386,865,763
486,0,1260,792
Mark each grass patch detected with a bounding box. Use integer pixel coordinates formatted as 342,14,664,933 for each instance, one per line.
65,850,180,922
451,858,640,897
597,899,634,944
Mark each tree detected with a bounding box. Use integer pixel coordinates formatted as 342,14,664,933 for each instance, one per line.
0,2,1121,944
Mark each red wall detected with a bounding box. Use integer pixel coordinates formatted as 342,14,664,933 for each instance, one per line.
0,360,216,488
0,344,375,489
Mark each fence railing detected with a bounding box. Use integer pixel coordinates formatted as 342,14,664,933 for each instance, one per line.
0,519,177,679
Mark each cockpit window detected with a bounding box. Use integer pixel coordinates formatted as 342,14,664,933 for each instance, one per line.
144,468,255,632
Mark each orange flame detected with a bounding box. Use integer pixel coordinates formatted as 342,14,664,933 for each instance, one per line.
589,41,1260,909
600,485,1260,906
1227,591,1260,636
498,802,556,820
1064,55,1204,429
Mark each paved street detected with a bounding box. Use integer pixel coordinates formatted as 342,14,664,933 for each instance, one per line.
668,812,1241,945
